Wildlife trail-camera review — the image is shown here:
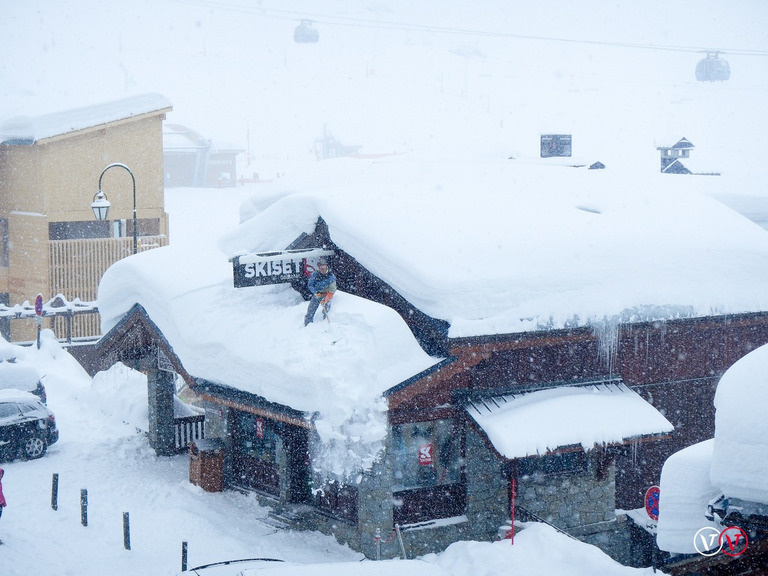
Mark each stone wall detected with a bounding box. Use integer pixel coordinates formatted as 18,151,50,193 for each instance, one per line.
464,425,509,541
516,450,616,530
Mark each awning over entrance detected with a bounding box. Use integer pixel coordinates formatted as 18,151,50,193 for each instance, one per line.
465,379,673,459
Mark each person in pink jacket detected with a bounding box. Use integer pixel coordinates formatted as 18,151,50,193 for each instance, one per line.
0,468,6,517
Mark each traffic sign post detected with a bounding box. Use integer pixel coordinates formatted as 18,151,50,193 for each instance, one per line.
35,294,43,349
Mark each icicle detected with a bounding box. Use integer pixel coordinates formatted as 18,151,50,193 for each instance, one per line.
591,316,621,376
630,436,639,470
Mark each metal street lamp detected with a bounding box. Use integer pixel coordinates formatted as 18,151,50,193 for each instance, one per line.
93,162,138,255
90,190,111,220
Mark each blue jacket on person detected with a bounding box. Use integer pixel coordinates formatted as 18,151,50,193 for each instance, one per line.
304,263,337,326
307,269,337,295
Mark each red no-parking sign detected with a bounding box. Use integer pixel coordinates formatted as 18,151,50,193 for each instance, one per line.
35,293,43,316
645,485,660,521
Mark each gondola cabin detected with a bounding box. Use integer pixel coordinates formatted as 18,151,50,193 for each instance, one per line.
294,20,319,43
695,52,730,82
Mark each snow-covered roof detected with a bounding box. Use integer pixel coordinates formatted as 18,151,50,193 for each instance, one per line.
0,93,172,145
464,381,673,459
657,137,694,150
163,123,209,150
220,155,768,338
97,242,442,477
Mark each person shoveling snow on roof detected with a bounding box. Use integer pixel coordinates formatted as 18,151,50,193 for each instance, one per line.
304,257,337,326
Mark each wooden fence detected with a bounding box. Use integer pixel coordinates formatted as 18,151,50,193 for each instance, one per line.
174,415,206,451
48,235,167,339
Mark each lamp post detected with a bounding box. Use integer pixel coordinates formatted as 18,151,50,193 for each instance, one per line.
92,162,138,255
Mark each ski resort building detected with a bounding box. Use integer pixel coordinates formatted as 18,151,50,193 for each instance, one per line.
89,157,768,564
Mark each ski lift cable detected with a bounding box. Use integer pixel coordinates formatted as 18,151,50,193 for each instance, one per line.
168,0,768,57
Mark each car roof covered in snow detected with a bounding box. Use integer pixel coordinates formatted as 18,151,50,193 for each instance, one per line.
0,388,42,403
0,362,42,392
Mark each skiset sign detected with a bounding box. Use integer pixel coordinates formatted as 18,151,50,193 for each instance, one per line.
231,248,335,288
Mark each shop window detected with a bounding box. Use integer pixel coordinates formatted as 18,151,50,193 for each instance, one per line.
232,411,281,495
391,419,464,524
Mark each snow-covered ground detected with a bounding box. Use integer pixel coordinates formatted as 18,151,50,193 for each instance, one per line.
0,332,660,576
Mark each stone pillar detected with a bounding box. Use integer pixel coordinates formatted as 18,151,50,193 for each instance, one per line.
147,368,176,456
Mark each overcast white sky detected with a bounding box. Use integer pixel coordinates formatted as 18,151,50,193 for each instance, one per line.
3,1,768,174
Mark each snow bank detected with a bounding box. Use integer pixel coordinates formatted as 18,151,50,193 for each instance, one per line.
424,522,658,576
711,344,768,504
656,440,720,554
90,362,149,433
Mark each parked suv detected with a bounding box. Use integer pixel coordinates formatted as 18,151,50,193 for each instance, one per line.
0,390,59,460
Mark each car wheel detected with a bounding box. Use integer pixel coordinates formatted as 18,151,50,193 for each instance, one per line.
21,434,47,459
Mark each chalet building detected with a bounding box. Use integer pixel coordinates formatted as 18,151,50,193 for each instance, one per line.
657,137,694,174
90,158,768,565
163,123,244,187
0,94,171,341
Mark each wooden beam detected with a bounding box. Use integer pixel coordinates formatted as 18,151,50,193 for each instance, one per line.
198,393,312,429
448,330,595,357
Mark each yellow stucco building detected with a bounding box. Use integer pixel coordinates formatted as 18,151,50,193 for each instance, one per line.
0,93,172,341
